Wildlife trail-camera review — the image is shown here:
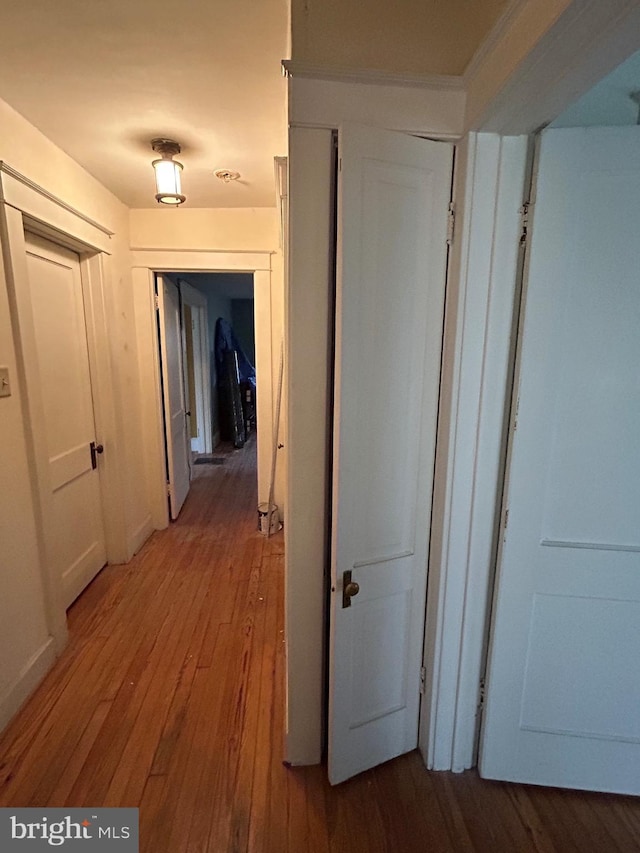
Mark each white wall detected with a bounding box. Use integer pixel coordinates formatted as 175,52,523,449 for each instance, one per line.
0,98,149,730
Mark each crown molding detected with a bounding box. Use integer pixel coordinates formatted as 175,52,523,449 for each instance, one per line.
0,161,114,238
463,0,531,83
281,60,464,91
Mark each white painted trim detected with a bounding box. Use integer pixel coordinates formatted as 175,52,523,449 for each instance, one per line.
419,133,529,771
254,269,273,506
0,206,68,653
132,268,170,532
80,253,129,564
128,515,155,558
465,0,640,133
0,162,113,253
288,76,466,138
132,249,275,529
282,59,464,91
131,249,272,271
285,127,334,766
1,193,131,652
274,156,288,251
0,637,56,733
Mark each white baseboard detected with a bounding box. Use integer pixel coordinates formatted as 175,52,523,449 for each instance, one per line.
128,515,154,556
0,637,57,734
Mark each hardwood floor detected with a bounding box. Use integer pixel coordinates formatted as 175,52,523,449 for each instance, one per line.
1,438,639,851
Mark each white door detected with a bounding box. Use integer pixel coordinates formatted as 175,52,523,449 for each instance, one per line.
329,123,453,784
157,275,191,519
25,233,107,607
480,126,640,795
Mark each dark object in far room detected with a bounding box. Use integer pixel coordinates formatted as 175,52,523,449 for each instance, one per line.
214,318,256,449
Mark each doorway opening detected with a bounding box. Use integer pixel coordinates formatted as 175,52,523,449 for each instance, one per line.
131,249,278,536
156,272,258,521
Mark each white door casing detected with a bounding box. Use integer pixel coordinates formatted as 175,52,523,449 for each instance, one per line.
329,123,453,784
25,233,107,608
157,275,191,520
481,126,640,795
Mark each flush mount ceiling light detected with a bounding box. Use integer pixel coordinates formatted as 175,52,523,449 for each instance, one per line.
214,169,241,183
151,138,186,205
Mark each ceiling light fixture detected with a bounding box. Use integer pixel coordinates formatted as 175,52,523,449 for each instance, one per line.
214,169,241,183
151,138,186,205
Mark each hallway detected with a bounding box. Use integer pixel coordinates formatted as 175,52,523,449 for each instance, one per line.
1,441,640,852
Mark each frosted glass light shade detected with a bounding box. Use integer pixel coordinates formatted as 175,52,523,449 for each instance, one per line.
153,158,185,205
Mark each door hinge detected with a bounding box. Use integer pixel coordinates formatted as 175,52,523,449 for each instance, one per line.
513,394,520,430
167,482,172,497
419,666,426,694
503,508,509,530
519,201,530,247
154,294,160,311
446,202,456,245
478,677,486,713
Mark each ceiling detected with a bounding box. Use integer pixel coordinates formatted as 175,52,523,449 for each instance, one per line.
290,0,510,77
0,0,288,209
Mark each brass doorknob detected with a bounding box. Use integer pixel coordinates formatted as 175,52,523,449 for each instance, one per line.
342,570,360,608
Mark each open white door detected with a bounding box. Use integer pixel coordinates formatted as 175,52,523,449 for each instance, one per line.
328,123,452,784
157,275,191,520
26,233,107,607
481,126,640,795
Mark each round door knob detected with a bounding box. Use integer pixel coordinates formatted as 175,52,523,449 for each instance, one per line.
95,444,104,454
344,581,360,598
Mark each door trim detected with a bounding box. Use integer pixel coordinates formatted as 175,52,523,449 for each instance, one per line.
131,249,274,531
418,134,530,771
0,164,128,654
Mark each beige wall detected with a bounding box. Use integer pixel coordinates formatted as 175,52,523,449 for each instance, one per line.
129,207,287,515
129,208,279,252
0,99,148,729
290,0,509,76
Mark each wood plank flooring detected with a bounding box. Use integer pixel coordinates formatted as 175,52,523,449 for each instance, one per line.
1,438,639,851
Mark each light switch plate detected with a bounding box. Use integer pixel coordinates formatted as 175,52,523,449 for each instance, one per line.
0,366,11,398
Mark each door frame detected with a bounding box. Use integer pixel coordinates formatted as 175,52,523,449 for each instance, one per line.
285,117,531,772
0,162,129,652
131,250,274,531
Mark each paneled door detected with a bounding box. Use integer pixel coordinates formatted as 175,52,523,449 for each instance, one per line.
480,126,640,794
26,233,107,608
328,123,453,784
